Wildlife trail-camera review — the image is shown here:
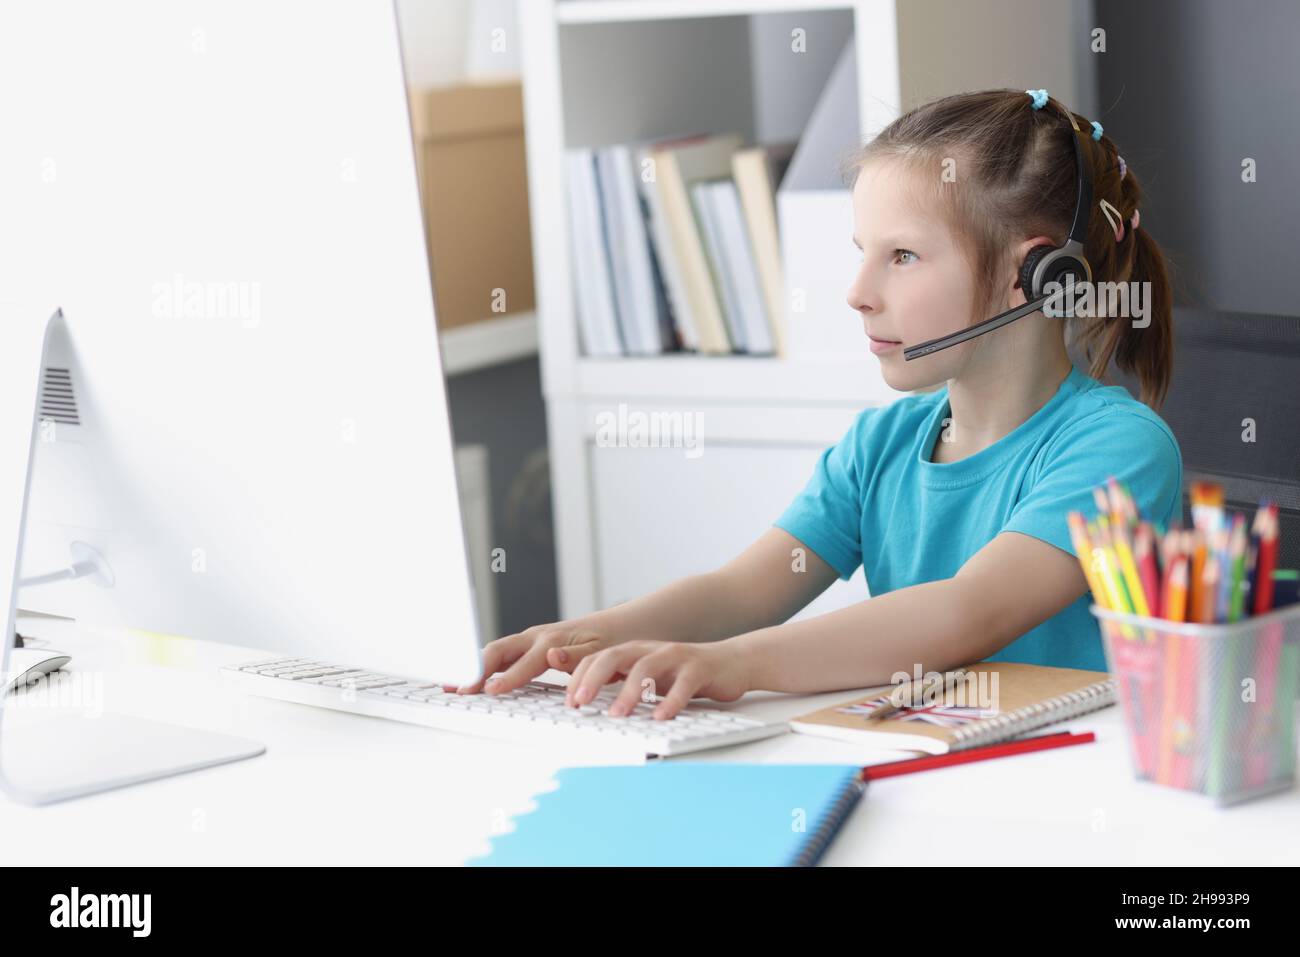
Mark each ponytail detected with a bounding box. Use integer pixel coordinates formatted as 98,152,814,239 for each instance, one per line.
1076,223,1180,410
1072,156,1176,411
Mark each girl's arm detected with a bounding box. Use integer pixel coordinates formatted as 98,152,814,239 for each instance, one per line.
463,527,840,694
584,527,841,644
733,530,1090,693
568,530,1092,717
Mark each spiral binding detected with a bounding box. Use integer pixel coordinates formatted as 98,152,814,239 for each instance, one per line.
792,777,867,867
947,678,1118,750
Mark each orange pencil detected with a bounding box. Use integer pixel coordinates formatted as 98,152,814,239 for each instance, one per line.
1158,528,1182,619
1164,556,1188,622
1191,480,1224,532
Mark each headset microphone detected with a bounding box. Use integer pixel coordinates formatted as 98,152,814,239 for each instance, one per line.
903,109,1095,361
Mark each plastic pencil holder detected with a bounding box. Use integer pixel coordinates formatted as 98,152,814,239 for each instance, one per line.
1090,602,1300,806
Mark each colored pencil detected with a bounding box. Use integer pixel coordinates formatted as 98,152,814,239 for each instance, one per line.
1110,517,1151,617
1189,532,1208,623
1227,514,1248,622
1164,557,1188,623
1068,511,1106,607
1090,521,1133,615
1202,555,1221,623
1215,525,1234,622
1253,503,1278,615
1135,523,1160,618
860,731,1096,781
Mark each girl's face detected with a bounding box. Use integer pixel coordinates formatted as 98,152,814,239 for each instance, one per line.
846,158,988,392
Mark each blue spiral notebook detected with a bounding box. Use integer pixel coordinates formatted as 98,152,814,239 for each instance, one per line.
468,763,865,867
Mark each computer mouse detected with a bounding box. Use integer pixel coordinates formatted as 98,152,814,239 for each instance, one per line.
4,648,72,695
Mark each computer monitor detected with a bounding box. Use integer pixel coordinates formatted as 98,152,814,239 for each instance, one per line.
0,1,483,802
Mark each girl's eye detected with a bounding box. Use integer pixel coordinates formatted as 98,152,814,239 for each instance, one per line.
894,249,918,265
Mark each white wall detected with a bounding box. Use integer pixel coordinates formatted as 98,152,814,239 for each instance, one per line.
396,0,520,88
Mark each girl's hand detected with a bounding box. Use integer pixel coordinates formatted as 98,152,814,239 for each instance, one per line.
450,620,621,695
565,639,751,720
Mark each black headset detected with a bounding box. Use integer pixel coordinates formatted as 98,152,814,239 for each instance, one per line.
903,110,1094,361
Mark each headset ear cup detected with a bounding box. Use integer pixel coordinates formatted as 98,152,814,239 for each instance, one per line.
1019,245,1056,300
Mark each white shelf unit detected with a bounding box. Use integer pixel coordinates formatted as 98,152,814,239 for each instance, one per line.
519,0,1094,619
439,311,539,377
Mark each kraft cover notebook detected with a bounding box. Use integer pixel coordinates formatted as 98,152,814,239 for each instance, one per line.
790,662,1116,755
467,763,865,867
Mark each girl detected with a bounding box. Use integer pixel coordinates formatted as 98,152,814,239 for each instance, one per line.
458,89,1183,719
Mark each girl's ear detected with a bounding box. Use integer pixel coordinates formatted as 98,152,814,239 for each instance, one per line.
1008,235,1058,302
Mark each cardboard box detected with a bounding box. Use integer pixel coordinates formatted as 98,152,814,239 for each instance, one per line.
408,82,536,329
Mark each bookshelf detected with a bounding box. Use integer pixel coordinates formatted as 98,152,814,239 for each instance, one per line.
519,0,1094,618
440,310,538,377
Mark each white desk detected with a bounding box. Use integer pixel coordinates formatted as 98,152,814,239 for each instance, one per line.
5,614,1298,866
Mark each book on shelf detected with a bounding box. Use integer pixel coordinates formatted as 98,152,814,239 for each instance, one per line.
564,147,623,357
691,178,772,354
650,133,741,355
733,141,796,359
633,135,704,352
564,132,793,359
596,144,676,355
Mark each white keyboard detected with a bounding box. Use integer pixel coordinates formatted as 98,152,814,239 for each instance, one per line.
220,657,787,758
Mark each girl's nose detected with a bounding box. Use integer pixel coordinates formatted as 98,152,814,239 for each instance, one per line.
847,267,879,315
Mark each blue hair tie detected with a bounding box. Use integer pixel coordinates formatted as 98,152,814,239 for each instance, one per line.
1026,89,1049,110
1091,120,1104,141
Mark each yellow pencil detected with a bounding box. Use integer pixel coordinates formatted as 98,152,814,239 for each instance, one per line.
1094,517,1132,609
1091,539,1132,615
1069,511,1107,607
1090,518,1142,641
1108,516,1152,618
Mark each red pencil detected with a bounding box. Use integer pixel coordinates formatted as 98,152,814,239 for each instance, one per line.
1134,523,1160,618
860,731,1096,781
1253,503,1278,615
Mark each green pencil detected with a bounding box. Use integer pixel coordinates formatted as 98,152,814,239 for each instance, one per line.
1228,522,1248,622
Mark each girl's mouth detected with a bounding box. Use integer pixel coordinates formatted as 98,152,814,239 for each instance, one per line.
867,334,902,354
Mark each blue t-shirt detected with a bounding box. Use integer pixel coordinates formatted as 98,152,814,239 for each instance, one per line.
774,364,1183,671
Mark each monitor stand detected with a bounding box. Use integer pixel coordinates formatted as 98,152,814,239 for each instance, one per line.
0,305,264,805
